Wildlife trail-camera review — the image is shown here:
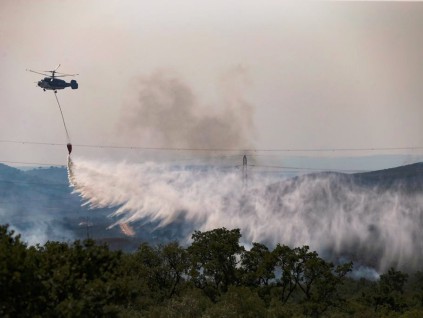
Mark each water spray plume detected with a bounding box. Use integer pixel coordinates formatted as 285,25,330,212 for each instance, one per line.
67,157,423,273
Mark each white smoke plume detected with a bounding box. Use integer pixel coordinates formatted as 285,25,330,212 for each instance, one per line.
68,156,423,273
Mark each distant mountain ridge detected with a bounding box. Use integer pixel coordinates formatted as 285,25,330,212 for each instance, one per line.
352,162,423,191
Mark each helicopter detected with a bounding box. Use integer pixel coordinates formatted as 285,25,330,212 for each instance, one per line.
27,64,78,93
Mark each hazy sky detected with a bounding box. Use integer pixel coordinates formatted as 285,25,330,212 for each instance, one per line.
1,1,422,169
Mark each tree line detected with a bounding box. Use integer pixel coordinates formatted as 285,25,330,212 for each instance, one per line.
1,224,422,317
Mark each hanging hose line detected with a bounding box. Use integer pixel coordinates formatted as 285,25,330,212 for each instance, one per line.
54,92,70,142
54,92,72,154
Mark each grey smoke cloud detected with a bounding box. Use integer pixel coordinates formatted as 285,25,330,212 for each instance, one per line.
117,69,254,150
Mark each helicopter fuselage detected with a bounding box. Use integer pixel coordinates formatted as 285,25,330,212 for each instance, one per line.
38,77,78,91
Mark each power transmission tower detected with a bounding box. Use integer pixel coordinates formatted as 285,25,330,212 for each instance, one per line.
243,155,248,187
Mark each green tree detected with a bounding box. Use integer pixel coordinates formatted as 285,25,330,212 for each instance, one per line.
146,288,212,318
273,244,298,304
188,228,244,299
37,239,122,317
160,242,189,298
118,241,188,310
241,242,276,287
281,245,352,317
203,286,266,318
0,225,43,317
371,267,409,313
408,271,423,308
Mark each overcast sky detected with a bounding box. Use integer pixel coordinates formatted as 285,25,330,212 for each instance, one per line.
1,1,422,169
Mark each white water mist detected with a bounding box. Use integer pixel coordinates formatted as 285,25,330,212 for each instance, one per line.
68,157,423,272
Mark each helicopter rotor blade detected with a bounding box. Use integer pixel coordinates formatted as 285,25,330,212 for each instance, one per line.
54,73,79,77
27,66,77,80
55,71,79,75
26,69,49,76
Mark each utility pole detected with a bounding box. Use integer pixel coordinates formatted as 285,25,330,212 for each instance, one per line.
86,223,90,239
79,218,93,240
